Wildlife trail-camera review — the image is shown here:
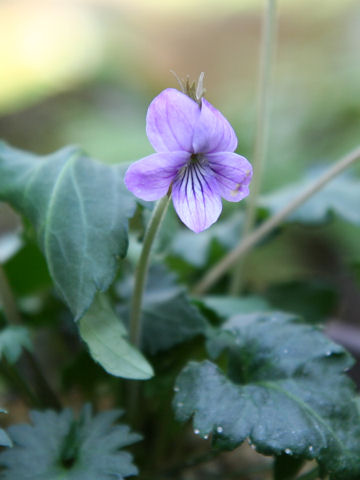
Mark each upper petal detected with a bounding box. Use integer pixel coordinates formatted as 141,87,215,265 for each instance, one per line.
192,98,238,154
172,163,222,233
146,88,200,153
207,152,253,202
124,151,189,201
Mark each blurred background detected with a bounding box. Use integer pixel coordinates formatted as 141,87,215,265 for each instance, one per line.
1,0,359,170
0,0,360,358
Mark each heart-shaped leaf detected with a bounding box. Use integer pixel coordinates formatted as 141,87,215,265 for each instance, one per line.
0,142,136,320
173,313,360,480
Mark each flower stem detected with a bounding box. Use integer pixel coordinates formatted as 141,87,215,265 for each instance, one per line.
0,262,61,409
193,144,360,295
129,194,171,347
230,0,277,294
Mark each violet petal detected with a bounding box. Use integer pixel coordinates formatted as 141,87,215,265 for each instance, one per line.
124,151,189,201
207,152,253,202
192,98,238,154
146,88,200,153
172,163,222,233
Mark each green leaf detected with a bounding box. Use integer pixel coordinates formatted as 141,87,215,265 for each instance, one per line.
0,142,137,320
173,313,360,480
260,173,360,226
119,266,208,354
0,405,141,480
0,409,12,448
0,326,32,364
79,294,153,380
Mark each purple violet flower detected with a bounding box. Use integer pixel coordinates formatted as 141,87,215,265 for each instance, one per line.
124,88,253,233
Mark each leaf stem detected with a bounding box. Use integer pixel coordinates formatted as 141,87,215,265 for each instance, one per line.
193,144,360,295
230,0,277,294
0,262,61,409
129,194,171,347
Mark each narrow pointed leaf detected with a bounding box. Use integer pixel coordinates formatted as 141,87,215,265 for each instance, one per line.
79,294,153,380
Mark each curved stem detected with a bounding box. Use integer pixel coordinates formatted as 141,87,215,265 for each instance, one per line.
129,194,171,347
230,0,277,294
193,144,360,295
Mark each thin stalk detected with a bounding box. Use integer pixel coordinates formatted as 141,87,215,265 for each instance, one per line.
193,144,360,295
0,262,61,409
230,0,277,293
129,194,171,347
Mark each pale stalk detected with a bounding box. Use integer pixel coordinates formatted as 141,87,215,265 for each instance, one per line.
230,0,277,293
129,194,171,347
193,145,360,295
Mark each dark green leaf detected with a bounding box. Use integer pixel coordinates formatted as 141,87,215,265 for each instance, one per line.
173,313,360,480
79,294,153,380
0,142,137,320
119,266,208,355
260,173,360,226
0,326,32,364
0,405,141,480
